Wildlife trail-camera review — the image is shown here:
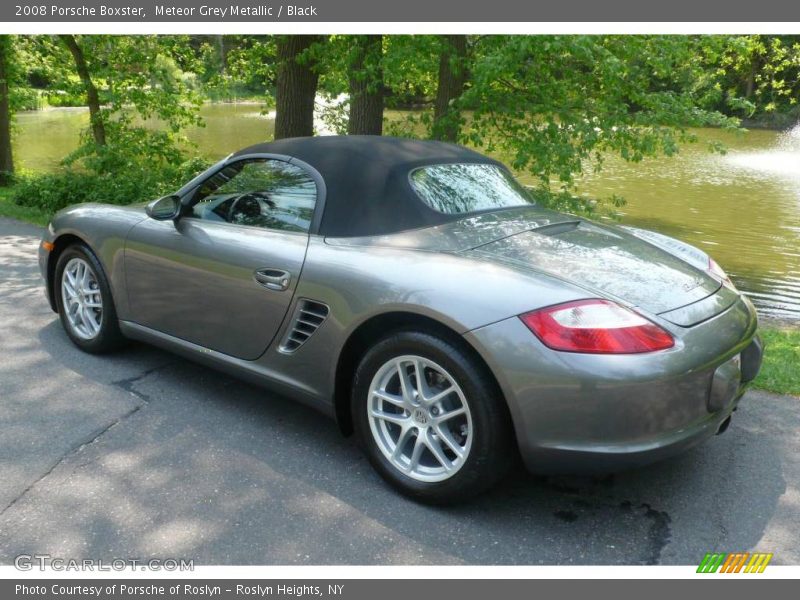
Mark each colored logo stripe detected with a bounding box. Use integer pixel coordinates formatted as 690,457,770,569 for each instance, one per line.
697,552,772,573
697,553,726,573
745,553,773,573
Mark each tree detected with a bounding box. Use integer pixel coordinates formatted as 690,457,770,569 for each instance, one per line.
53,36,203,172
432,35,468,142
59,34,106,146
462,35,740,206
0,36,13,182
274,35,322,139
699,35,800,123
347,35,384,135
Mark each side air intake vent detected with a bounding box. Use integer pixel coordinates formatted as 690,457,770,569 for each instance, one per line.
279,299,330,353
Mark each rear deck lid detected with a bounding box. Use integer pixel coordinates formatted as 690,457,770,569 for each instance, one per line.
469,219,722,315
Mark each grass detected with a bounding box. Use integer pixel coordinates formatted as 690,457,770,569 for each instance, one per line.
752,326,800,396
0,181,798,396
0,185,50,226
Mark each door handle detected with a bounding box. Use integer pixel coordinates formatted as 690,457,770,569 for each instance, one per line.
254,268,291,291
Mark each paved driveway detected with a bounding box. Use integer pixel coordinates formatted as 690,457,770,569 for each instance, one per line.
0,216,798,565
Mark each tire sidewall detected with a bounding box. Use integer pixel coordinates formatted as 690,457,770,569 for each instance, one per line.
54,244,120,353
352,330,510,503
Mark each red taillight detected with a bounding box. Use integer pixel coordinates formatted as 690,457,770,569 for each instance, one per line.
519,299,674,354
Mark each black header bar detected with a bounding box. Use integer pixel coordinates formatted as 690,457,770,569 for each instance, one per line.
3,0,800,22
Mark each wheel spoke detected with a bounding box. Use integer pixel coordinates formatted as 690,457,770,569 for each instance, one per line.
82,307,100,334
371,409,409,426
435,425,465,459
396,362,416,404
391,426,415,461
408,434,425,471
436,405,466,423
72,306,86,332
373,389,406,409
411,359,429,401
63,279,78,299
65,269,78,289
424,430,453,471
79,262,90,288
426,386,455,406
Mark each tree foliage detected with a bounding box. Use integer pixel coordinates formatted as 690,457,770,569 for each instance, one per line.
463,36,740,193
4,33,800,214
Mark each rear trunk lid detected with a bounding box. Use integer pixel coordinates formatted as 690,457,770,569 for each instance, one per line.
461,210,722,315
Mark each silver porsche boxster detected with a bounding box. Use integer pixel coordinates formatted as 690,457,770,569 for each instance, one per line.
39,136,763,503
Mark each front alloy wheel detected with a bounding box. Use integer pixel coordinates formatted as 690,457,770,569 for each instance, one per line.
54,243,125,354
61,257,103,340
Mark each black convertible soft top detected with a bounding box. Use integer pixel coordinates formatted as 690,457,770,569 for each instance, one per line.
231,135,504,237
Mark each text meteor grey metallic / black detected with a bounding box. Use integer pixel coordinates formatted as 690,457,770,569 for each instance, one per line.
38,136,763,503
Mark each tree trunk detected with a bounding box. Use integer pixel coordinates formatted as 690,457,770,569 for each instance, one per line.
347,35,384,136
217,35,227,74
60,34,106,146
745,66,756,99
432,35,468,142
274,35,322,140
0,36,13,182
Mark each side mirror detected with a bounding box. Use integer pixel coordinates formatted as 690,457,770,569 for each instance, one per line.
146,195,181,221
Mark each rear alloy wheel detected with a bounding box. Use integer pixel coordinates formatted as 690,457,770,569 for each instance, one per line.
368,355,473,482
352,331,513,504
55,244,125,354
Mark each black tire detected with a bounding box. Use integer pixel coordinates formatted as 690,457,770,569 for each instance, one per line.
352,330,514,504
54,243,126,354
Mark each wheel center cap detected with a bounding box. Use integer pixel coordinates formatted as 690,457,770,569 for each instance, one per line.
412,407,429,425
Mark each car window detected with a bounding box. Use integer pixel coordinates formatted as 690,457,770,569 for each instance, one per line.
187,159,317,233
409,163,535,214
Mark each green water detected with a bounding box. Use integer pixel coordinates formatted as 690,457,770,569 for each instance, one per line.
13,104,800,319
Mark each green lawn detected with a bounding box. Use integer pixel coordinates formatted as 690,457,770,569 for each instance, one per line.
0,186,50,226
753,327,800,396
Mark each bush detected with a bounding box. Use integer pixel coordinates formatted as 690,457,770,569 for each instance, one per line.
11,87,44,111
44,90,86,108
10,156,210,215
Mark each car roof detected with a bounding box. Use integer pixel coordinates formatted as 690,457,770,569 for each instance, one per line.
231,135,504,237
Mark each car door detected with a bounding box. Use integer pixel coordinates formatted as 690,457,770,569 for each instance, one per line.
123,157,318,360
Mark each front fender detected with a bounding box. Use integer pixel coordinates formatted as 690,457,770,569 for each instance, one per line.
46,204,147,319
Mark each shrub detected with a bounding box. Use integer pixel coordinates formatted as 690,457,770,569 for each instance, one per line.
11,155,210,215
11,87,44,111
44,90,86,108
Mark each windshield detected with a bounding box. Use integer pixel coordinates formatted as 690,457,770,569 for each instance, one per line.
410,163,535,214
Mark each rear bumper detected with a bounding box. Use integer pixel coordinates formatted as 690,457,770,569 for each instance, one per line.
465,294,762,474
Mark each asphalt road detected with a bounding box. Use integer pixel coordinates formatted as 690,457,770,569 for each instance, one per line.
0,216,798,566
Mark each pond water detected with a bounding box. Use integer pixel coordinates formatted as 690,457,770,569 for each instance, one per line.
12,104,800,320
